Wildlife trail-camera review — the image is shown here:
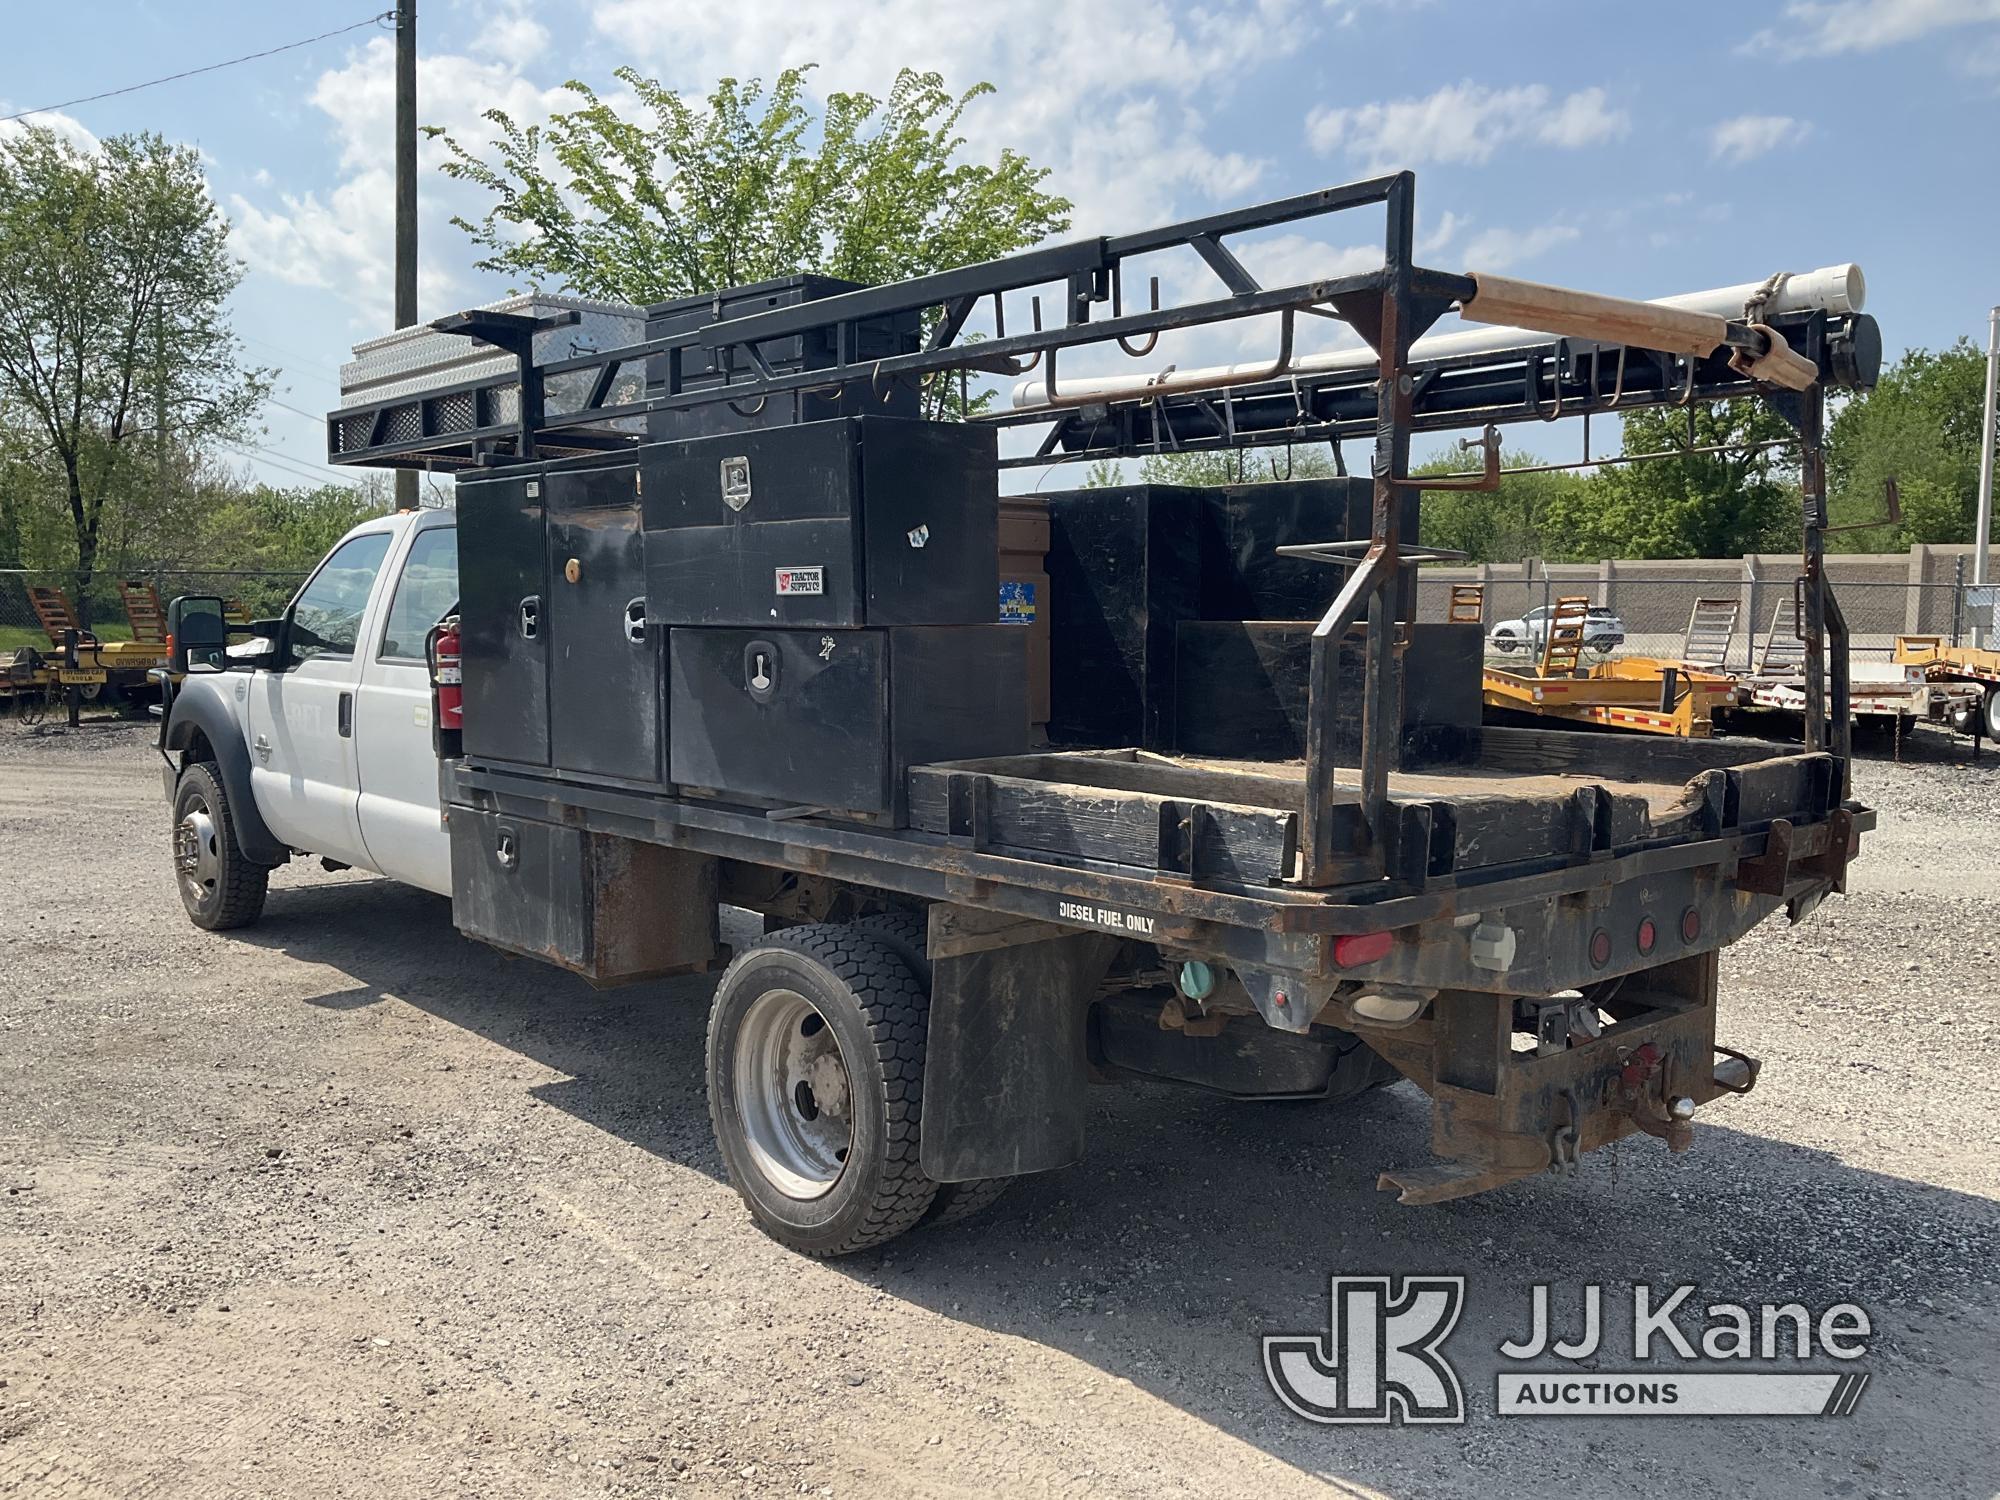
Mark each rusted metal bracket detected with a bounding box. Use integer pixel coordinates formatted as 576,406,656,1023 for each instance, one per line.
1734,817,1795,895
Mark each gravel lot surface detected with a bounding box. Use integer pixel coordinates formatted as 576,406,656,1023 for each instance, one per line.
1,719,1995,1499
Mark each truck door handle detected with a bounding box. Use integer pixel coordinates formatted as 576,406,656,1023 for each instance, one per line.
337,691,353,738
519,595,540,640
623,598,647,646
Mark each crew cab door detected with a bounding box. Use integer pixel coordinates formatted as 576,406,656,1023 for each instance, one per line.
244,530,393,861
352,522,458,895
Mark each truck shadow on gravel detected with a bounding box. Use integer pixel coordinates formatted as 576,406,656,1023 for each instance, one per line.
236,873,2000,1495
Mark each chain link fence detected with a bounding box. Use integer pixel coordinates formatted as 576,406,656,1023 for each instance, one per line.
1418,564,1990,675
0,568,307,653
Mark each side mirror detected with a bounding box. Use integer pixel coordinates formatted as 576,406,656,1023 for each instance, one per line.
166,596,230,673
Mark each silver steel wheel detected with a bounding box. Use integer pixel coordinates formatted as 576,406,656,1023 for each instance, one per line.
733,986,854,1200
1986,687,2000,742
174,797,221,909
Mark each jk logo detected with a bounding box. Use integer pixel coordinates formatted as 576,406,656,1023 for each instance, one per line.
1264,1276,1466,1425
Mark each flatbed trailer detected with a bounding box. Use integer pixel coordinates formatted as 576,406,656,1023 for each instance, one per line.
1481,658,1737,736
1894,634,2000,740
227,170,1884,1249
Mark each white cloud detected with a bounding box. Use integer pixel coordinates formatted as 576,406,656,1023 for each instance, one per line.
1708,113,1813,163
227,36,577,322
1743,0,2000,56
1305,81,1628,170
586,0,1310,234
1459,222,1580,272
0,108,101,154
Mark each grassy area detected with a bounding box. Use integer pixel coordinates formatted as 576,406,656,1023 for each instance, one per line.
0,622,137,652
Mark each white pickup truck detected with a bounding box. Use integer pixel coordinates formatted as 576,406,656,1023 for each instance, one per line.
160,506,459,927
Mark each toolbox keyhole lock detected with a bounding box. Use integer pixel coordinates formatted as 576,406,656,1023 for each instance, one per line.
744,639,780,703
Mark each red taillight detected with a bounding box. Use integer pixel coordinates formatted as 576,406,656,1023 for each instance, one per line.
1636,917,1657,956
1680,907,1701,944
1334,930,1395,968
1589,928,1612,968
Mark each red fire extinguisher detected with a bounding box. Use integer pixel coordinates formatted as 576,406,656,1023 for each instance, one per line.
431,616,463,731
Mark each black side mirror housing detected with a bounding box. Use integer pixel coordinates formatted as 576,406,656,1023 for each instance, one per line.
166,596,230,673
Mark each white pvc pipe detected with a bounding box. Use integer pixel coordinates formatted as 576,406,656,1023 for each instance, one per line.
1007,263,1866,411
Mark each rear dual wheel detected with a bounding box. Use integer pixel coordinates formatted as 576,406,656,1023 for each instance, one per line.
707,924,938,1257
706,918,1012,1257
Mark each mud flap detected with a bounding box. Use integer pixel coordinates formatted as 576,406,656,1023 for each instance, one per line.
920,904,1117,1183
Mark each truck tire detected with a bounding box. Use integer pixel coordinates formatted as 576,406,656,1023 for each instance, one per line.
850,909,932,988
706,924,938,1256
846,910,1014,1230
171,761,269,931
1986,686,2000,742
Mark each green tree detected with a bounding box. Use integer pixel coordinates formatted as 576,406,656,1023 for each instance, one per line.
434,65,1070,404
1824,340,1988,550
0,128,269,623
1536,400,1797,560
1415,447,1587,563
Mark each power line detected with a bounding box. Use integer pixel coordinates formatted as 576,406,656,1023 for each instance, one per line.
2,12,394,124
220,442,366,492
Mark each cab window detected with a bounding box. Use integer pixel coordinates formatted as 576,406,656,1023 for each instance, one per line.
378,527,459,660
289,532,392,663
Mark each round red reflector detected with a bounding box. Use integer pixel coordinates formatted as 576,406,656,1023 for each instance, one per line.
1334,930,1395,968
1636,917,1657,956
1680,906,1701,944
1589,928,1612,968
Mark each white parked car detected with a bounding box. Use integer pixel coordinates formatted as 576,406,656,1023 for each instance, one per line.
1488,604,1626,657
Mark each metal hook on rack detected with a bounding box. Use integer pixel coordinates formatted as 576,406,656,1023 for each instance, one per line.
1112,267,1161,357
726,393,768,418
1607,344,1629,407
991,290,1040,373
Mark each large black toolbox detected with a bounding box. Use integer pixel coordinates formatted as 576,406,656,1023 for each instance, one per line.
1042,478,1415,749
641,418,998,629
666,624,1028,823
643,275,920,442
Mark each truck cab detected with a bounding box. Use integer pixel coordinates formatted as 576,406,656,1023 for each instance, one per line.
159,505,457,924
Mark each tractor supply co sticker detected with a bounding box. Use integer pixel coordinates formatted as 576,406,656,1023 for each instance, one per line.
775,566,824,597
999,580,1038,624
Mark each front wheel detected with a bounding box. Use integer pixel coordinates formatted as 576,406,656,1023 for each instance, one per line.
706,925,938,1256
171,762,269,930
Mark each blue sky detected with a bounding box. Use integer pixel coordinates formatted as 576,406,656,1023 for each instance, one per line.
5,0,1998,493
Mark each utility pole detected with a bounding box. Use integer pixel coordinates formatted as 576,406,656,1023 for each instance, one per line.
394,0,418,511
1974,304,1998,648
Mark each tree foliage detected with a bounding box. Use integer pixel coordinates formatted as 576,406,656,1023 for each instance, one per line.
1416,448,1593,564
434,66,1071,307
1533,400,1798,560
0,128,269,621
1825,340,1988,550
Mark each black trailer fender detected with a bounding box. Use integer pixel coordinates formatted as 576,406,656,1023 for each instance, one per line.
162,686,289,867
920,904,1117,1183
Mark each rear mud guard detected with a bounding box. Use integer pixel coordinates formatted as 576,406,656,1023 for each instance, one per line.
920,904,1117,1184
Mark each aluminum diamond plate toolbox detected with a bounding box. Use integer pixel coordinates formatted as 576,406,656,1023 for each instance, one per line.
339,293,647,433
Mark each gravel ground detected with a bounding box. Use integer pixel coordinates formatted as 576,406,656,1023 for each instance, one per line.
0,718,1995,1499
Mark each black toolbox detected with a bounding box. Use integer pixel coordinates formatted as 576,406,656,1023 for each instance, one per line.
666,624,1028,823
641,417,998,629
456,457,661,783
450,807,716,984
